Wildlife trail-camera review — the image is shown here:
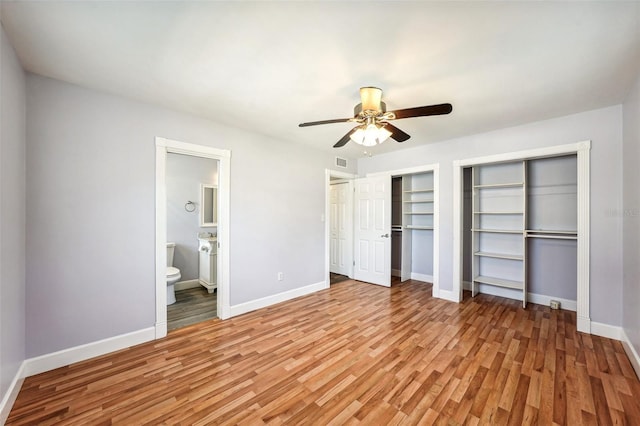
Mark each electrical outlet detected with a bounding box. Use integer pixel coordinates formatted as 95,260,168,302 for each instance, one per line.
550,300,560,310
277,272,284,281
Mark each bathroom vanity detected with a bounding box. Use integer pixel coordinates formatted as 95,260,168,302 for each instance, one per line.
198,236,217,293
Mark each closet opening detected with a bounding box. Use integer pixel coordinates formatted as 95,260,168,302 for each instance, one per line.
388,165,439,294
461,154,579,310
453,141,590,332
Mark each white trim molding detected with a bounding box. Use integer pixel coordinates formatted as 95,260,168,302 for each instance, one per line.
0,363,26,424
576,142,590,333
229,281,327,317
411,273,434,283
452,141,591,332
155,137,232,339
621,329,640,380
590,322,622,341
23,327,155,377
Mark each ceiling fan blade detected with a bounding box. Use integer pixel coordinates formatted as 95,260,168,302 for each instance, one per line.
333,127,358,148
384,123,411,142
390,103,453,120
299,118,352,127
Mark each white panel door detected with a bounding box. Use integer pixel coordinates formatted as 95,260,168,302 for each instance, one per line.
330,182,351,276
354,176,391,287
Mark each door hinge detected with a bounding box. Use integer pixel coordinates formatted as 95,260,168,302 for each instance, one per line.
353,260,355,266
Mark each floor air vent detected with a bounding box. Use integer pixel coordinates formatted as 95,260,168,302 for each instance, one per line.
335,157,348,168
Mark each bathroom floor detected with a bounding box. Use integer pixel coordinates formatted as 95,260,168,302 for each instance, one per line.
167,287,217,331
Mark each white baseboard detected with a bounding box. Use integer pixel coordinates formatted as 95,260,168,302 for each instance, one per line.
391,269,401,278
0,362,26,425
229,281,327,318
526,293,577,312
590,321,622,341
621,328,640,380
23,327,156,377
174,279,200,291
410,273,433,283
577,316,591,334
435,288,460,302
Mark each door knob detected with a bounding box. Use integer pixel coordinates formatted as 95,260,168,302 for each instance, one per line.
380,233,389,238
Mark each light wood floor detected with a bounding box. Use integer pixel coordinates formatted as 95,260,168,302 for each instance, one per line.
168,287,217,331
8,279,640,425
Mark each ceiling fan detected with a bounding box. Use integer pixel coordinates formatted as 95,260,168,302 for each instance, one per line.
299,87,452,148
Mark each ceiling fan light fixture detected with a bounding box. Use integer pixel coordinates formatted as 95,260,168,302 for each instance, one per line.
350,123,392,147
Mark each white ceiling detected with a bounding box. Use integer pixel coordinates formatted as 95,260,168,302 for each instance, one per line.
1,1,639,157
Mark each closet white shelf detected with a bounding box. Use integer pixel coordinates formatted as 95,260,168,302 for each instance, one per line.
405,225,433,230
474,182,524,189
403,212,433,215
403,189,434,193
473,275,523,290
471,228,523,234
474,251,524,261
403,200,433,204
473,211,523,215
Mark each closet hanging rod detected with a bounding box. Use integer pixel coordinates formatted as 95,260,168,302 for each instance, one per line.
525,234,577,240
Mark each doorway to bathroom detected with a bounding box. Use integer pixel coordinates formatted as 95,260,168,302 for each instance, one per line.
155,137,231,339
165,152,219,331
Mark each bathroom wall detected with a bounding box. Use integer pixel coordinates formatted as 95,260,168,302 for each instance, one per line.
358,105,624,326
25,74,356,358
166,153,218,282
0,22,26,411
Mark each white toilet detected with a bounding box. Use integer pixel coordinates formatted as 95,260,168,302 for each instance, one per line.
166,242,181,305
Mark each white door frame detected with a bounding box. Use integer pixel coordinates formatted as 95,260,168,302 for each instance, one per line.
452,140,591,333
155,137,231,338
367,164,440,295
325,169,357,286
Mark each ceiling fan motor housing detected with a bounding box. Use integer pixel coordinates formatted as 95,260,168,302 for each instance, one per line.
358,86,384,115
354,101,386,117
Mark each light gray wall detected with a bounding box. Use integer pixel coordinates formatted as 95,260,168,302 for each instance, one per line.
166,153,218,281
358,105,624,326
623,71,640,354
0,23,26,399
25,74,355,358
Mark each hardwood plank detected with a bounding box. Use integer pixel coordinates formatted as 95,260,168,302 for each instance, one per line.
7,279,640,425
